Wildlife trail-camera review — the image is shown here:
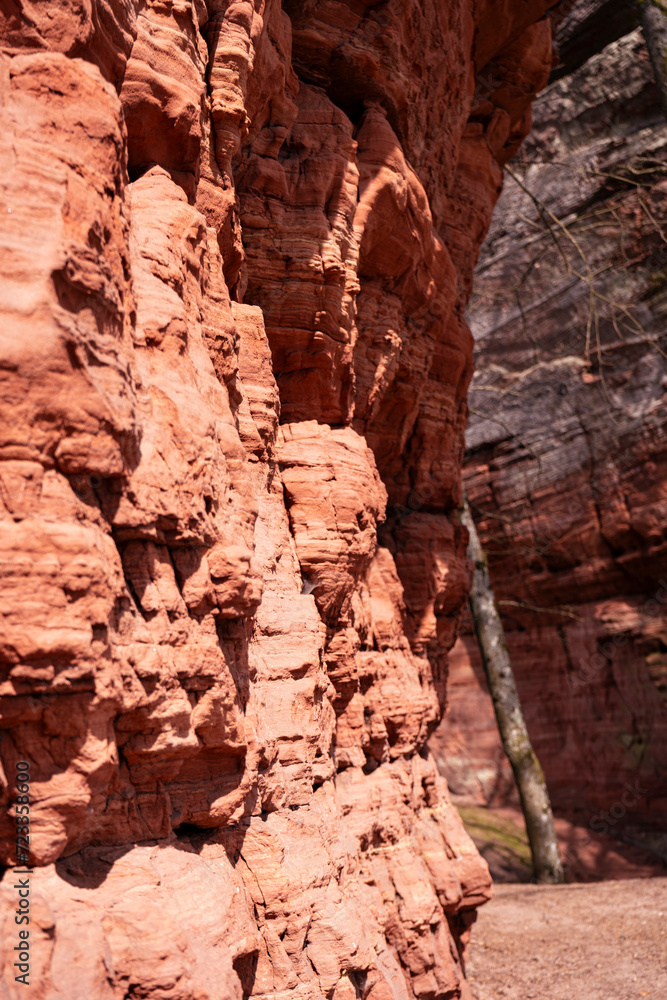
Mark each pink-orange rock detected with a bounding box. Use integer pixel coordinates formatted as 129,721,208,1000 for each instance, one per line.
278,422,387,620
0,1,554,997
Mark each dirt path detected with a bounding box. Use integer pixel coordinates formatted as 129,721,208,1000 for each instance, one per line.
466,878,667,1000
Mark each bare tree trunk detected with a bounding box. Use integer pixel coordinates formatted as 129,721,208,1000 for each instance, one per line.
461,497,564,884
639,0,667,117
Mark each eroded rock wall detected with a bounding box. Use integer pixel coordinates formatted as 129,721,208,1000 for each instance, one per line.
432,27,667,835
0,2,552,997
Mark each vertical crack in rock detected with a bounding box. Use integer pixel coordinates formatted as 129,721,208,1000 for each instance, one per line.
0,1,555,997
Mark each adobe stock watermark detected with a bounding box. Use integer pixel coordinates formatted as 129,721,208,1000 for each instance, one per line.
562,778,649,873
567,579,667,693
588,779,649,836
13,759,33,987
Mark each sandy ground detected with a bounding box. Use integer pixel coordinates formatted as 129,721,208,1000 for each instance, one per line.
466,877,667,1000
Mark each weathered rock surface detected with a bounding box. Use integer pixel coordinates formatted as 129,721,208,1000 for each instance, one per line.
0,1,553,997
432,27,667,838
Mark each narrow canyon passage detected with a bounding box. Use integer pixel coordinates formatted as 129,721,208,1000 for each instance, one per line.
431,1,667,881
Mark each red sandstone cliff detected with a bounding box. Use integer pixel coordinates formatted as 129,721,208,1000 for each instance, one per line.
0,2,553,997
432,23,667,848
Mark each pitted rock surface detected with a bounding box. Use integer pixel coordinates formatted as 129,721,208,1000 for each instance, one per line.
0,2,554,997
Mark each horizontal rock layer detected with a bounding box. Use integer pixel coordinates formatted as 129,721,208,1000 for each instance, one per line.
0,2,553,997
432,28,667,836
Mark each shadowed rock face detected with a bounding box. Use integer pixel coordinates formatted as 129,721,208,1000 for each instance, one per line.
432,29,667,836
0,2,552,997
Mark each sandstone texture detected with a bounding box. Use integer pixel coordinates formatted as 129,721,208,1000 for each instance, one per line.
0,2,554,997
432,26,667,841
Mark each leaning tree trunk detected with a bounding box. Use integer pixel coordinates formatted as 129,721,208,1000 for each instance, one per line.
461,497,564,884
639,0,667,117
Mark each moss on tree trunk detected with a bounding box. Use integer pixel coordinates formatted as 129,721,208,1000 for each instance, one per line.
640,0,667,117
461,498,564,884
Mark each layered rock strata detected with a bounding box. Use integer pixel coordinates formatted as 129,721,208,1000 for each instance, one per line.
432,28,667,836
0,2,553,997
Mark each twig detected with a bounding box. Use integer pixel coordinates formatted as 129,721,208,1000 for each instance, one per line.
497,599,584,623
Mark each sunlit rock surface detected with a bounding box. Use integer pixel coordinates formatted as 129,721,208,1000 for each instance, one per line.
0,1,554,996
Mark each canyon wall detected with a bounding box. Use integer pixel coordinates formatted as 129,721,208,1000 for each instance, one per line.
0,1,554,997
432,24,667,840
